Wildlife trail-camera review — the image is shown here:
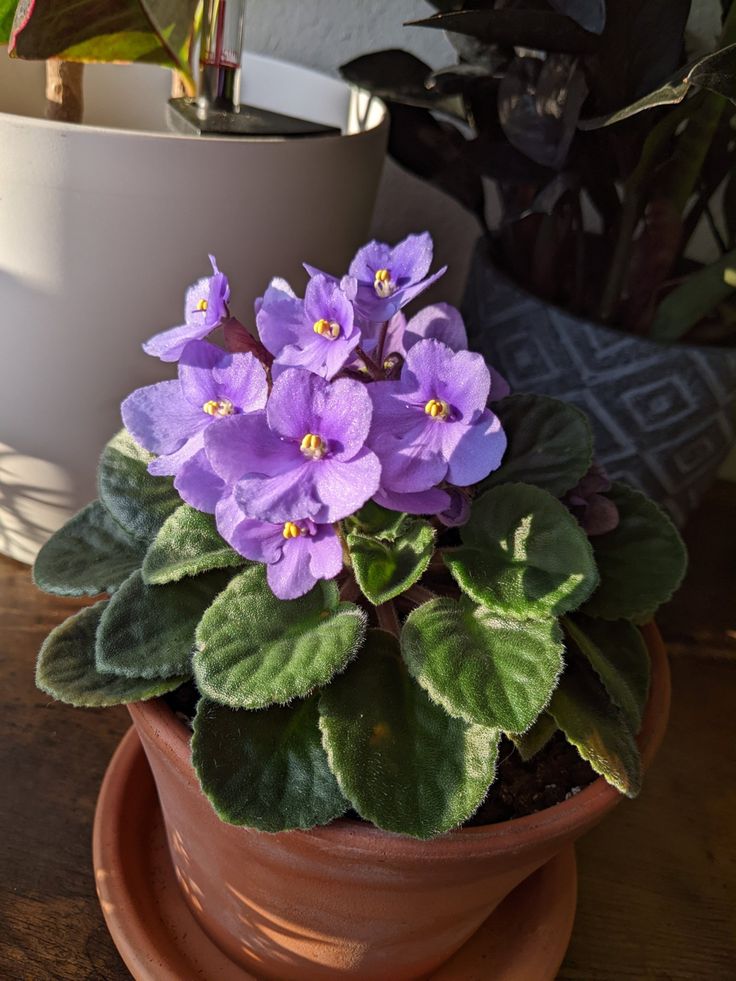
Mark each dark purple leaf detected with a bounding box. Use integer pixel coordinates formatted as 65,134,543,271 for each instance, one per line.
549,0,606,35
340,49,465,118
407,9,602,54
580,42,736,129
498,54,588,169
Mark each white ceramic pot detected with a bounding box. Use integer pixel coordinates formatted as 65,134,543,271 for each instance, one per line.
0,51,386,563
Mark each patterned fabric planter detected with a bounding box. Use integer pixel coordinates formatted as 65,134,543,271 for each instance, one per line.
463,238,736,526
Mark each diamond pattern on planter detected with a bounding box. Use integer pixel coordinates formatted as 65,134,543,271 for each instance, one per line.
463,240,736,526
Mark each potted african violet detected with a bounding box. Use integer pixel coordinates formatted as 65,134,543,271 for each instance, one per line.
33,233,686,979
342,0,736,525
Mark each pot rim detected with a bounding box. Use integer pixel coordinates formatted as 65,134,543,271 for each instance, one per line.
473,234,736,359
0,53,388,146
129,621,669,859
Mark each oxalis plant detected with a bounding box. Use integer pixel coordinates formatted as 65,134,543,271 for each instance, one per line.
33,233,687,839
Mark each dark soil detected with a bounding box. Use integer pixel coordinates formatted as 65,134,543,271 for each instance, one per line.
163,684,596,827
463,734,596,826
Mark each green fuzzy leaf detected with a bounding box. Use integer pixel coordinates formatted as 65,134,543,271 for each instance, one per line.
509,713,558,762
33,500,145,597
319,630,500,839
579,42,736,130
583,483,687,622
549,655,642,797
98,430,181,542
36,601,186,707
194,565,367,709
192,696,348,832
401,596,564,731
564,615,650,731
481,394,593,497
348,520,435,605
346,499,408,538
445,483,599,619
143,504,245,585
97,568,232,680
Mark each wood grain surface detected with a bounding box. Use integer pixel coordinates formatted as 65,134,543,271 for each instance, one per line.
1,483,734,980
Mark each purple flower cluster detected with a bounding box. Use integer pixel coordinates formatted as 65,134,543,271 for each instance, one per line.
124,233,508,599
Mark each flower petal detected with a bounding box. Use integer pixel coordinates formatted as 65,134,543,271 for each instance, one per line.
174,448,226,513
205,413,298,485
235,463,323,523
142,323,211,363
255,278,303,358
227,517,284,563
148,430,205,476
178,340,222,405
267,536,318,600
122,380,207,456
213,351,269,411
402,303,467,355
374,485,450,515
444,409,507,486
308,525,343,581
390,231,434,283
311,449,381,522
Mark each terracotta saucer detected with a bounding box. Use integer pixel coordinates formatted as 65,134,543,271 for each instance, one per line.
93,727,577,981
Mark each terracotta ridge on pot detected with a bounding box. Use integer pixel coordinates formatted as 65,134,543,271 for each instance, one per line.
126,622,670,980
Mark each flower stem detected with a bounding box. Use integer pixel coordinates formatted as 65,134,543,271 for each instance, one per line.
405,585,437,606
375,601,400,636
376,319,391,366
356,346,382,380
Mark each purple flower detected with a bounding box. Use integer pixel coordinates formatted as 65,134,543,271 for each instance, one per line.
438,487,472,527
388,303,468,358
143,256,230,362
216,497,342,599
204,368,381,524
368,339,506,497
121,340,267,481
373,485,451,516
306,232,446,321
256,274,360,380
564,464,619,536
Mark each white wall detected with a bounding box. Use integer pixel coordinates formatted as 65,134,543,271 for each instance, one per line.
245,0,480,304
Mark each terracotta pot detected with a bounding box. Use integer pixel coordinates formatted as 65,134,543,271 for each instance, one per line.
462,236,736,526
127,622,670,981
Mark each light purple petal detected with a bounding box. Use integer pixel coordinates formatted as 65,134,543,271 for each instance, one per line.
304,274,355,337
404,340,490,422
227,517,284,563
122,380,207,456
174,448,226,513
348,240,392,282
267,536,318,600
316,376,374,461
378,420,448,493
213,351,269,412
389,232,434,283
204,412,299,484
311,449,382,522
148,430,205,476
374,486,451,515
308,525,343,581
367,380,419,443
142,323,211,363
402,303,468,355
445,409,507,486
266,369,323,441
255,278,303,357
236,463,323,523
215,492,244,545
185,256,230,327
178,340,222,405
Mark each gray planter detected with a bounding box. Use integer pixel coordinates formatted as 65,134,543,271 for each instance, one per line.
463,238,736,526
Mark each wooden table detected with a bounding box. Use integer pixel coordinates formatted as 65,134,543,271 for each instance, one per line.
2,484,735,980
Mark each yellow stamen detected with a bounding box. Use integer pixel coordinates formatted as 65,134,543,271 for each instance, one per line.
196,298,208,312
313,317,341,340
424,398,449,420
300,433,326,459
282,521,301,539
203,399,235,417
373,267,395,298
